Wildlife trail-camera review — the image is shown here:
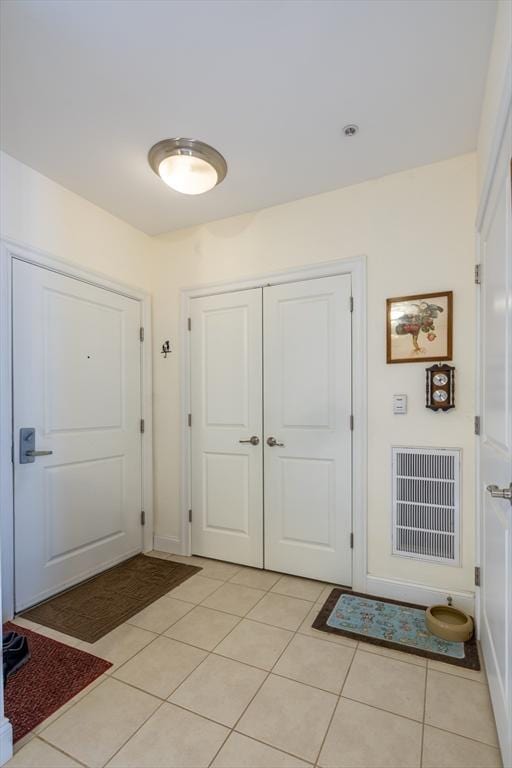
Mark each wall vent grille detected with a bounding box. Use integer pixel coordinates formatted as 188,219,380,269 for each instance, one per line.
392,447,460,565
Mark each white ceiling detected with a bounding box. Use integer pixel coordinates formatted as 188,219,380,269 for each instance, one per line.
0,0,496,235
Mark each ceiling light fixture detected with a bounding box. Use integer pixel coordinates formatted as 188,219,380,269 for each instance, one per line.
343,124,359,137
148,138,227,195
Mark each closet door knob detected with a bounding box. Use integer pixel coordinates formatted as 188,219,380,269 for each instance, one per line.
267,437,284,447
239,436,260,446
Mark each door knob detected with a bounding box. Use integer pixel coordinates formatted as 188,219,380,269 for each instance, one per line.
486,483,512,503
25,450,53,457
239,436,260,446
267,437,284,447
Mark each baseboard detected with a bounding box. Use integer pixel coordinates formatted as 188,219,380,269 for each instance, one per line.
0,717,12,766
366,575,475,616
153,534,183,556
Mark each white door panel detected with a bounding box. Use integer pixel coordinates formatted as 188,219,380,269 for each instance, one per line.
264,275,352,584
479,111,512,767
13,259,142,610
190,289,263,567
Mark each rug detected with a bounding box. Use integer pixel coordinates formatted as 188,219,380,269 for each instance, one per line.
20,554,201,642
313,589,480,670
3,622,111,742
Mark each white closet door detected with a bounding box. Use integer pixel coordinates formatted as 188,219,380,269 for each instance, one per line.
478,111,512,767
13,259,142,611
263,275,352,584
190,289,263,567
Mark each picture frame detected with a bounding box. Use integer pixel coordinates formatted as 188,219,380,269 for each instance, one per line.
386,291,453,364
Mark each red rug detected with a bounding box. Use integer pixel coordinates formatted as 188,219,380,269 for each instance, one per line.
3,622,112,742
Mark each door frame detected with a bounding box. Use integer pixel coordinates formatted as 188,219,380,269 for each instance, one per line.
180,255,368,592
0,238,154,620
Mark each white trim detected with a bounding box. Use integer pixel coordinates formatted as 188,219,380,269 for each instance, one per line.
0,238,154,619
153,535,183,556
179,255,368,591
0,718,13,767
366,575,475,616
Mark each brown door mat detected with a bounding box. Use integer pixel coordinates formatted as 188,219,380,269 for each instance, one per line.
20,554,201,643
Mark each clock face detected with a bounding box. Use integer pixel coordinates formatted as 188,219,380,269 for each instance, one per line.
433,372,448,386
433,389,448,403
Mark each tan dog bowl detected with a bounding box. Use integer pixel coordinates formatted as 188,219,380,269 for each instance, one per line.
426,605,474,643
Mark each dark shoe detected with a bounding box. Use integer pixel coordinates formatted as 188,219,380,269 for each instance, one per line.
3,635,30,685
2,632,18,650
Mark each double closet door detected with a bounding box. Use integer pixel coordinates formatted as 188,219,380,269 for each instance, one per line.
190,274,352,585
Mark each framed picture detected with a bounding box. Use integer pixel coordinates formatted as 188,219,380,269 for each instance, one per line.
386,291,453,364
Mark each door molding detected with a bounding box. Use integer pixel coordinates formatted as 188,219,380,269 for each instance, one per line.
0,238,154,620
179,255,368,592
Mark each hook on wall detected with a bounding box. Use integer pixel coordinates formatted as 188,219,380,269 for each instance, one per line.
161,340,171,358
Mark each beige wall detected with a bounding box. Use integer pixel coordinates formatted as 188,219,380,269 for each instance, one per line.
153,153,477,594
1,148,479,596
0,151,156,291
477,0,512,197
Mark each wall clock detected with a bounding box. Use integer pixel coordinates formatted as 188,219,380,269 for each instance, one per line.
426,363,455,411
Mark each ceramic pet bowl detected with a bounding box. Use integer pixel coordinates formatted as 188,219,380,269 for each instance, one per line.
426,605,474,643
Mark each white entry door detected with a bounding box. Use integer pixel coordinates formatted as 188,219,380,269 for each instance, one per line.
190,289,263,567
264,275,353,584
478,112,512,767
13,259,143,611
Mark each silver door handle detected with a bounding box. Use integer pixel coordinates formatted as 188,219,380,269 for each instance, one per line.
267,437,284,447
25,450,53,457
239,436,260,446
486,483,512,503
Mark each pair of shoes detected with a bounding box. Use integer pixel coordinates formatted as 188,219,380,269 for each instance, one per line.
3,632,30,686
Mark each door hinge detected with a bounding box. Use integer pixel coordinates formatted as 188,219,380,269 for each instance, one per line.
350,532,354,549
187,317,192,331
141,510,146,526
475,264,482,285
188,509,192,523
188,413,192,427
140,326,145,342
349,414,354,431
349,296,354,313
474,566,480,587
474,416,481,436
140,418,145,433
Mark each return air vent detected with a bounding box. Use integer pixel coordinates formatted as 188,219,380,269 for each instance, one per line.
392,447,460,565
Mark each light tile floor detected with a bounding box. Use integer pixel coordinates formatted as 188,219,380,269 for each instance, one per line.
7,553,502,768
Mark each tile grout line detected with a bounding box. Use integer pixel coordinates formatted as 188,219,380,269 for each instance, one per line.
31,735,91,768
204,575,334,766
312,636,360,768
13,560,498,765
31,566,311,766
421,722,503,750
15,582,394,761
16,572,240,748
206,583,310,767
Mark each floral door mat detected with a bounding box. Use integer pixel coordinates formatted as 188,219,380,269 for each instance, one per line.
313,590,480,670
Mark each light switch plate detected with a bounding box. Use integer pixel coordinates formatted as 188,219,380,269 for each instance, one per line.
393,394,408,415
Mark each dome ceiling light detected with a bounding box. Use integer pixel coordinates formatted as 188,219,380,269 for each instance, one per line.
148,138,227,195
